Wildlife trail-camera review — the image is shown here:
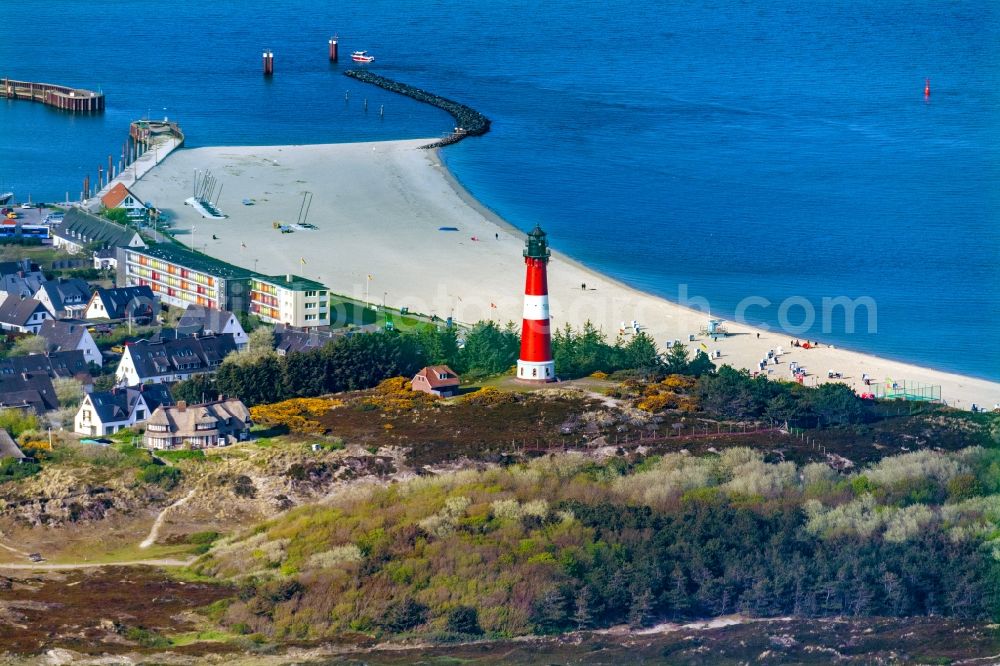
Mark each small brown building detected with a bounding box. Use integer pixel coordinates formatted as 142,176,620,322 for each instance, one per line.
143,398,251,450
411,365,460,397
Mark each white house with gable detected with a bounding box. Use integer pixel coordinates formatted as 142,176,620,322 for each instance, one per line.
74,384,174,436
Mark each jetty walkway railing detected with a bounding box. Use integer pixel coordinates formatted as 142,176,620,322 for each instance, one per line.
1,78,104,112
87,120,185,205
344,70,490,148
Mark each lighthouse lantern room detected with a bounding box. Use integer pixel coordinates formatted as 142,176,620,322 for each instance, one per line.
517,225,556,382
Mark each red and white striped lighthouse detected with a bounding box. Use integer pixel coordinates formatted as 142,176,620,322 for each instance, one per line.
517,225,556,382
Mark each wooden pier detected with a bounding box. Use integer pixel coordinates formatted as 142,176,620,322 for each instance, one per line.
87,119,184,205
1,78,105,112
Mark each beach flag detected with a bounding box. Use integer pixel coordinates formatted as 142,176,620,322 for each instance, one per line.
700,342,708,351
367,274,373,281
490,302,497,309
300,257,306,265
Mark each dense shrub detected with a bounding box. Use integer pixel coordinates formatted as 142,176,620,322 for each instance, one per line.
250,397,342,433
696,365,869,425
0,409,39,437
0,458,40,483
138,463,181,489
446,605,482,635
233,475,257,498
379,598,428,632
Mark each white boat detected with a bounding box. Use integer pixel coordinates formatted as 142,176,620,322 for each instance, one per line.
351,50,375,63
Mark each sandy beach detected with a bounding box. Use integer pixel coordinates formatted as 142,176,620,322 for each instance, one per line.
131,139,1000,410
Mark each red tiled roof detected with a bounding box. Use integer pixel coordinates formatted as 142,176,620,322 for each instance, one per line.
101,182,138,209
413,365,460,389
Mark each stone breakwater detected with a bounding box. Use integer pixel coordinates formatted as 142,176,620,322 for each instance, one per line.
344,70,490,148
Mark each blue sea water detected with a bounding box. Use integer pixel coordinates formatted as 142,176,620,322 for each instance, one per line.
1,0,998,380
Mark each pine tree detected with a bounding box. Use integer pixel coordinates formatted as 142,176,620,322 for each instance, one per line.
573,588,593,630
627,588,653,629
533,588,568,634
667,564,691,616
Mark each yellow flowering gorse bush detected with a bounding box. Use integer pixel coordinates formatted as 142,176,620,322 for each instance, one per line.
250,397,343,434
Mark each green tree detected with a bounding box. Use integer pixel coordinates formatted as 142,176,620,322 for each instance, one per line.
445,605,482,635
697,365,764,418
686,350,716,377
53,377,85,409
0,408,39,437
101,207,129,224
765,392,805,424
281,351,327,397
575,321,612,376
9,335,47,357
323,331,425,392
457,321,520,375
236,311,262,334
627,588,653,628
662,342,691,375
620,331,661,371
532,588,569,634
93,374,116,392
804,382,866,426
171,374,217,404
552,321,615,378
227,327,275,366
215,354,284,406
417,325,460,368
379,598,428,633
573,588,594,630
667,565,691,615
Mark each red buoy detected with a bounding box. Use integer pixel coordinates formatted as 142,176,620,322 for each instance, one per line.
924,78,930,97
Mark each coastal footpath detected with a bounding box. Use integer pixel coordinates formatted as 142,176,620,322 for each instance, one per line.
344,70,490,148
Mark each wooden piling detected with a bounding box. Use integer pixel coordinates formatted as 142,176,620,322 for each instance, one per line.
1,77,104,112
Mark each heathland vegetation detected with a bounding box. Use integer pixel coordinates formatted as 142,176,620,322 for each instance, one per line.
3,312,999,660
196,446,999,640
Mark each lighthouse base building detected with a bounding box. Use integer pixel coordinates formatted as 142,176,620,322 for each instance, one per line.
517,225,556,383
